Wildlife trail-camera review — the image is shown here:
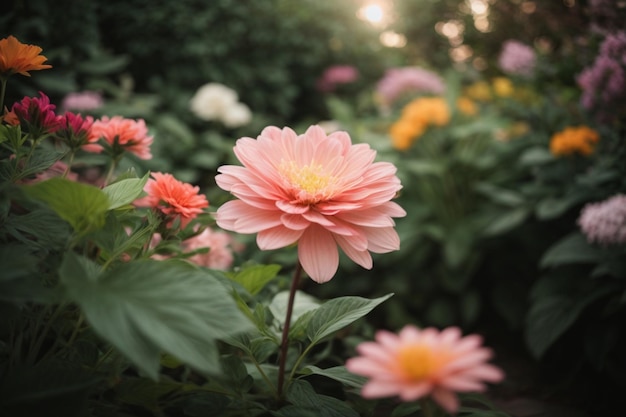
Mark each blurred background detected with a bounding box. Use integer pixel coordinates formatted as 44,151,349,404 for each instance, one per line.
3,1,626,415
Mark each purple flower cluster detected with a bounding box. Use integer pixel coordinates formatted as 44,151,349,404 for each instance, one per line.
376,67,445,106
497,40,536,77
578,194,626,245
577,32,626,115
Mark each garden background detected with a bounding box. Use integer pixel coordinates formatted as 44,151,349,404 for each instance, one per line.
1,1,625,416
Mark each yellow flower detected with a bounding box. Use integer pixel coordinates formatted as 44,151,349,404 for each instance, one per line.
550,126,600,156
492,77,514,97
464,81,492,101
456,96,478,116
0,35,52,77
389,96,451,150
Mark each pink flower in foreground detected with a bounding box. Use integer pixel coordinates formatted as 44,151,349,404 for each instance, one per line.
86,115,153,159
346,326,505,414
215,125,406,283
135,172,209,228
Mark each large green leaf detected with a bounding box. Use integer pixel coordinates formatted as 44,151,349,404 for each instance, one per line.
540,232,604,268
285,379,359,417
300,365,366,389
101,173,149,210
59,253,252,379
525,287,615,358
306,294,393,344
24,178,109,235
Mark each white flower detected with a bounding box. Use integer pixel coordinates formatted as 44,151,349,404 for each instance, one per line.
221,102,252,128
190,83,239,121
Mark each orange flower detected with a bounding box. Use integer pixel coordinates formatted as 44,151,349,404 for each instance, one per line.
550,126,600,156
390,119,424,150
456,96,478,116
135,172,209,228
0,36,51,77
388,97,450,150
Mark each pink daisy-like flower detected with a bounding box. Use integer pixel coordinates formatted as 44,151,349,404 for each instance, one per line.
346,326,505,414
86,115,153,159
215,125,406,283
135,172,209,228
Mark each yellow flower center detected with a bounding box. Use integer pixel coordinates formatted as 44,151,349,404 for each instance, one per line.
397,344,444,382
279,160,336,204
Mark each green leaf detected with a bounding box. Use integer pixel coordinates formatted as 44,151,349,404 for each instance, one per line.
535,194,586,220
270,290,320,327
540,232,604,268
482,207,529,236
227,264,282,295
519,146,554,166
286,379,359,417
24,178,109,235
115,377,182,408
102,173,149,210
391,402,422,417
0,243,58,303
306,294,393,344
59,254,252,379
300,365,367,389
4,207,71,250
525,287,615,358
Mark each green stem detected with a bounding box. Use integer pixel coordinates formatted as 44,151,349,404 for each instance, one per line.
249,354,278,397
103,154,122,186
0,77,7,115
287,341,316,383
63,150,76,178
26,303,67,364
276,262,303,399
420,397,434,417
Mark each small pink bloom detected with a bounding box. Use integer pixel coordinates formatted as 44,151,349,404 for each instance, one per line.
376,67,445,106
61,91,104,112
20,160,77,184
183,227,240,270
215,125,406,283
135,172,209,228
11,91,61,136
578,194,626,245
498,40,536,77
316,65,360,92
87,115,153,159
55,112,94,149
346,326,505,414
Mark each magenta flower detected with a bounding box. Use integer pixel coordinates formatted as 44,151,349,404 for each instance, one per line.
346,326,505,414
55,112,94,149
578,194,626,245
11,91,61,137
215,125,406,283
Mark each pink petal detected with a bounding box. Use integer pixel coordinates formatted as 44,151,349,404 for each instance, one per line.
398,382,433,401
345,357,397,377
364,226,401,252
335,234,373,269
431,388,460,414
361,380,405,399
280,213,311,230
257,226,303,250
298,225,339,283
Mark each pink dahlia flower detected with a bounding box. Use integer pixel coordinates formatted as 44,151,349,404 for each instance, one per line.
86,115,153,159
215,125,406,283
55,112,94,149
135,172,209,228
183,227,240,270
346,326,505,414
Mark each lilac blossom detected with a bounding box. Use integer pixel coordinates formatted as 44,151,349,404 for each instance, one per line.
498,40,536,77
578,194,626,245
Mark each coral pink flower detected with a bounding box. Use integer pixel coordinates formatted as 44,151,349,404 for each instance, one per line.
11,91,61,136
215,125,406,283
346,326,505,414
86,115,153,159
135,172,209,228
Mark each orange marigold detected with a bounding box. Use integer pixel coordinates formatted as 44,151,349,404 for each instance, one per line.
0,36,51,77
550,126,600,156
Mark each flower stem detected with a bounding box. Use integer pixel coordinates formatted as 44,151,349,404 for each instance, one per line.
0,77,7,115
420,397,434,417
276,261,303,399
